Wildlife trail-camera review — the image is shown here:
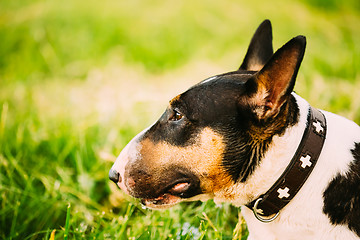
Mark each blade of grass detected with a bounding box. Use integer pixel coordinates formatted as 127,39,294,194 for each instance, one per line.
198,220,208,240
202,212,222,239
119,203,135,237
9,201,20,240
0,102,8,144
202,212,218,233
232,212,247,240
64,203,71,240
49,229,56,240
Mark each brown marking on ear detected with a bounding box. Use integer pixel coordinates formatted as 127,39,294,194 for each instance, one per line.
248,99,291,142
138,127,233,194
246,62,265,72
250,36,306,120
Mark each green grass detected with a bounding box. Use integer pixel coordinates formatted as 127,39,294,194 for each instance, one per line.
0,0,359,239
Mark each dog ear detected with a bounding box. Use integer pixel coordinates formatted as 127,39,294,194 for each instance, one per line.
247,36,306,120
239,19,273,71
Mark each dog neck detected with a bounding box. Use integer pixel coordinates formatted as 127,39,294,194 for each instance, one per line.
213,93,314,206
247,103,326,222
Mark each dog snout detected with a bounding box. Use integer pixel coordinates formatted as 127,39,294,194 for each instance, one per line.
109,168,122,183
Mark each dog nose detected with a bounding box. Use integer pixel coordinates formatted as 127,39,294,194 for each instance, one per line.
109,168,122,183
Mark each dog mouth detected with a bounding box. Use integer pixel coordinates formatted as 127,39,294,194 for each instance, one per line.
140,181,192,209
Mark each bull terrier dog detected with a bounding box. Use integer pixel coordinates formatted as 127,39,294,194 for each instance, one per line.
109,20,360,239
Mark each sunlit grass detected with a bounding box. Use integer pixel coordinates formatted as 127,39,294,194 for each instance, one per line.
0,0,359,239
0,65,244,239
1,0,359,81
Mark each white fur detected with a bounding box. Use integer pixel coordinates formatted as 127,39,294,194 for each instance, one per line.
200,76,218,85
112,126,152,193
238,93,360,240
111,92,360,239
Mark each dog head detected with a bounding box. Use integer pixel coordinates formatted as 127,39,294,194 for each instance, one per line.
109,20,306,209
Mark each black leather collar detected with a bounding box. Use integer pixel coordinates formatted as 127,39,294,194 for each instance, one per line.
246,106,327,222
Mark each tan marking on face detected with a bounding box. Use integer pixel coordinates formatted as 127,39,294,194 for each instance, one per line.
169,94,181,105
139,127,233,195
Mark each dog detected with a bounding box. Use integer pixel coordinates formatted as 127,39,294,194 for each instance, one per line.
109,20,360,239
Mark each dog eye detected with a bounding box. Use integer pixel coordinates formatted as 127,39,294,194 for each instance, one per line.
170,109,183,121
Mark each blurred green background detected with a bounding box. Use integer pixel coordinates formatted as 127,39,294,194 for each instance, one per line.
0,0,359,239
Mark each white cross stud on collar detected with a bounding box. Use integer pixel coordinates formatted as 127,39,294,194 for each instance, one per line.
313,120,324,134
300,155,312,168
277,187,290,199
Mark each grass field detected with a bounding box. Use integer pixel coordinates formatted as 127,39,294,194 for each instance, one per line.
1,0,360,239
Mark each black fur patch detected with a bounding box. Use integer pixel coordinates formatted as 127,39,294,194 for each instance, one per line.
323,142,360,237
145,72,252,147
221,94,299,182
145,71,300,183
